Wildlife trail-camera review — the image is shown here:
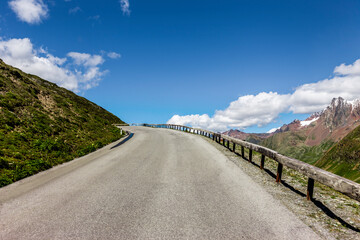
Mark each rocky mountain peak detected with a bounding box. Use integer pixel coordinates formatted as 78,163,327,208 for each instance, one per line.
323,97,355,130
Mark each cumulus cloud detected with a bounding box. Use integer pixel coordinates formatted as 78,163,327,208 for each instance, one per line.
168,114,213,130
67,52,104,67
107,52,121,59
168,92,290,132
120,0,130,15
290,60,360,113
168,59,360,132
334,59,360,76
8,0,48,24
0,37,119,92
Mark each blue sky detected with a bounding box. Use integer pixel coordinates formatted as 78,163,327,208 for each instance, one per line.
1,0,360,132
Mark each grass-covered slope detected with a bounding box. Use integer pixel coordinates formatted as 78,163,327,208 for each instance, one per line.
316,125,360,183
0,59,125,187
260,131,334,165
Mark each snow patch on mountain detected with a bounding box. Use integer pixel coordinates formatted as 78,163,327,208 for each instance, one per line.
300,117,319,127
348,99,360,109
267,127,280,133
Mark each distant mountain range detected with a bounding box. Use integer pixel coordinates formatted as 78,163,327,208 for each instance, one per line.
271,97,360,145
223,97,360,183
222,129,272,144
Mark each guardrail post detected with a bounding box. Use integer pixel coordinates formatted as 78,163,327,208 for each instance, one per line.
276,163,283,183
227,140,230,149
232,143,236,152
260,155,265,170
223,138,225,146
307,178,315,201
249,149,253,162
241,146,244,157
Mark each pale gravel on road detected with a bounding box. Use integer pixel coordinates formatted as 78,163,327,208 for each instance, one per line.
0,126,321,239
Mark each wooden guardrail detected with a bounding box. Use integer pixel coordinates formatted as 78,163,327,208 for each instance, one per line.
144,123,360,202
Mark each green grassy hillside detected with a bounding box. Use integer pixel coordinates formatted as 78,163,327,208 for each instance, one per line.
0,59,125,187
261,131,334,165
316,125,360,183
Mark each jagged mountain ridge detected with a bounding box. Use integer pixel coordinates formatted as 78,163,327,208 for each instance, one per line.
272,97,360,146
224,97,360,145
223,97,360,182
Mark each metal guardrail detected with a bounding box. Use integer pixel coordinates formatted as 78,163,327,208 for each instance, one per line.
144,123,360,202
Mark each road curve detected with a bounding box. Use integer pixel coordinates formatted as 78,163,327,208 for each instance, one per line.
0,126,320,239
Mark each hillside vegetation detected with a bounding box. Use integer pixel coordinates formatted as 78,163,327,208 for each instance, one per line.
0,59,125,187
316,125,360,183
261,131,335,165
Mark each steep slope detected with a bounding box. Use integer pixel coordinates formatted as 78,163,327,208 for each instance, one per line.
316,125,360,183
261,97,360,165
261,130,334,165
0,59,125,187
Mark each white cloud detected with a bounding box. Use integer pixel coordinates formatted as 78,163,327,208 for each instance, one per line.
168,92,290,132
67,52,104,67
334,59,360,76
290,62,360,113
120,0,130,15
168,59,360,132
8,0,48,24
168,114,213,130
0,37,119,92
107,52,121,59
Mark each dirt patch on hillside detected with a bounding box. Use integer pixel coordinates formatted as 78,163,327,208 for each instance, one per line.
37,93,56,112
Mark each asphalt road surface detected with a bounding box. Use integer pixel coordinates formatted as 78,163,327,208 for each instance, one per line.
0,126,320,239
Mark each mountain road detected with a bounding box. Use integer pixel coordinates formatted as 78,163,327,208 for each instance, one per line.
0,126,320,239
